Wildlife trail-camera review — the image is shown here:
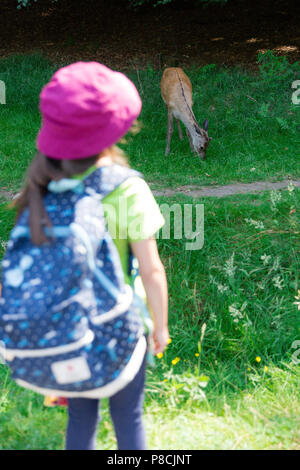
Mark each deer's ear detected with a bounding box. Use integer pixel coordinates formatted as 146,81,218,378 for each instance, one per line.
203,119,209,131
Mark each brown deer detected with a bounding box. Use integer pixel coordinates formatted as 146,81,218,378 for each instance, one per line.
160,67,211,160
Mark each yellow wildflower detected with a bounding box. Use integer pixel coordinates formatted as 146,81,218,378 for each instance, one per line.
195,353,200,357
255,356,261,363
171,357,180,365
264,366,268,373
167,338,172,345
156,352,163,359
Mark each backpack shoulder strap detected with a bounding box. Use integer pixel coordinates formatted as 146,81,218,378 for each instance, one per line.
82,164,143,198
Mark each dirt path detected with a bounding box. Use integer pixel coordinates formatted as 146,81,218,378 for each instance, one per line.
151,179,300,198
1,179,300,203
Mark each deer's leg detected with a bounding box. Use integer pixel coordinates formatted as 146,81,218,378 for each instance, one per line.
176,119,183,141
165,110,174,156
186,128,195,152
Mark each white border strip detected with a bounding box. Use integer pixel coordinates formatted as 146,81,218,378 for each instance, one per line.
16,335,147,399
1,330,94,359
91,285,133,325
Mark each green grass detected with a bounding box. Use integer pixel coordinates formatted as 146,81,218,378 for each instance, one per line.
1,362,300,449
0,52,300,449
0,55,58,191
156,188,300,365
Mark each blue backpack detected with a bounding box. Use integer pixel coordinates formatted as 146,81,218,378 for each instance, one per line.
0,164,151,398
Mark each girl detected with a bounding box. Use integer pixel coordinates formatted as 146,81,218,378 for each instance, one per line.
11,62,169,450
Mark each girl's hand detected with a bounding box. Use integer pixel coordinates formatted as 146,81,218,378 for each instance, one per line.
152,326,169,355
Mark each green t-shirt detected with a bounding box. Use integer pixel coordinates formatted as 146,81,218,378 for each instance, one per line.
102,175,165,285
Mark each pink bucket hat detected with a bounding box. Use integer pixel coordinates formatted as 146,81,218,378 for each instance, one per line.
37,62,142,160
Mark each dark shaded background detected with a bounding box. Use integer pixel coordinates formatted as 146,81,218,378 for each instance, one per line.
1,0,300,69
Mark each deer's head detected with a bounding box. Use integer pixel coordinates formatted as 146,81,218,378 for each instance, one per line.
193,119,212,160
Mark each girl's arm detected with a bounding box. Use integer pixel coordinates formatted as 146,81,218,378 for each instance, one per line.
130,238,169,355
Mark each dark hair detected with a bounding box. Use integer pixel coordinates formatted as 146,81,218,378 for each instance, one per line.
14,147,128,245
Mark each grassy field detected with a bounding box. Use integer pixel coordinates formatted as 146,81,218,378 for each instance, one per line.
0,187,299,450
0,53,299,450
0,52,299,192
